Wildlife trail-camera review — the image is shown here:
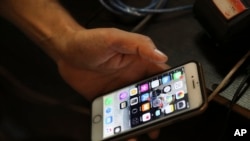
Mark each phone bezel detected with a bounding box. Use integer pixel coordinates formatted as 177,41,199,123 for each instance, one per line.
91,61,207,141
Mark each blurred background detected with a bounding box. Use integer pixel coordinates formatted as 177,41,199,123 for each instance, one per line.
0,0,249,141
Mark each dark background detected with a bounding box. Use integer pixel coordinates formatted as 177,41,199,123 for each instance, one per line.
0,0,249,141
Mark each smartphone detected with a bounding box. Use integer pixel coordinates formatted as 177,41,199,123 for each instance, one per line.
91,61,207,141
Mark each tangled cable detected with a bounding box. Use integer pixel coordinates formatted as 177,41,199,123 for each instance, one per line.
99,0,193,16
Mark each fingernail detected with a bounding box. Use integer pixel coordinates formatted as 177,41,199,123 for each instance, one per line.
154,49,166,56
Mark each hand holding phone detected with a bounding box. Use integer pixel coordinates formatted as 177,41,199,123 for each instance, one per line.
91,61,207,141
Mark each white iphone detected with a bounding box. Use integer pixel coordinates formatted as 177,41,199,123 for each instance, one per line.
91,61,207,141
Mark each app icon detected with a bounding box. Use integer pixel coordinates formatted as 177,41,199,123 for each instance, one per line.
105,127,112,134
120,101,128,109
163,85,171,93
131,107,138,114
177,100,186,110
131,117,140,126
140,83,149,93
166,95,174,103
141,102,150,112
162,75,171,84
114,126,121,134
119,91,128,100
155,109,161,117
176,90,185,99
173,71,182,80
105,97,113,105
164,104,174,114
130,88,138,96
105,107,112,114
152,89,161,97
152,98,162,108
140,93,150,102
130,97,138,106
151,79,160,88
142,112,151,122
174,81,183,89
105,116,113,124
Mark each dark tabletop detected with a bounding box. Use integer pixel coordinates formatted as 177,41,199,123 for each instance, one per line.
0,0,249,141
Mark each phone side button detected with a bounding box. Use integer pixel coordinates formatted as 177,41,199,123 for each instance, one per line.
93,115,102,124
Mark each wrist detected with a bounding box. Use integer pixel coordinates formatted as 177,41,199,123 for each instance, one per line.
41,25,85,64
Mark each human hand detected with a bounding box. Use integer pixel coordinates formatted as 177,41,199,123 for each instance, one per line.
53,28,169,101
0,0,167,140
53,28,168,140
0,0,168,100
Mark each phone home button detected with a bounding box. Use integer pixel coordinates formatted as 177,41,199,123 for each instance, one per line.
93,115,102,124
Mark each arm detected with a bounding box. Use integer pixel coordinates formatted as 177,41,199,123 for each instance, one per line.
0,0,168,100
0,0,83,62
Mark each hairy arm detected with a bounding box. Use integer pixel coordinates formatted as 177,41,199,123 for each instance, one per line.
0,0,83,62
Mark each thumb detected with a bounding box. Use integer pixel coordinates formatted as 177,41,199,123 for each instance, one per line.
111,30,168,63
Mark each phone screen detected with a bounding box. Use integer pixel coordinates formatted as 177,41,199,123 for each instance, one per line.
102,66,189,139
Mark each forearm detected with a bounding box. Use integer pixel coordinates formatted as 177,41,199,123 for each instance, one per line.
0,0,83,62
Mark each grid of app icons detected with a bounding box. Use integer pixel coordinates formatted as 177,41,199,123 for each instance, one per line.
103,67,189,138
128,67,189,128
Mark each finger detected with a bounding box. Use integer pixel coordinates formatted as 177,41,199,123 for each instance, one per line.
148,129,160,140
110,29,168,63
127,138,137,141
